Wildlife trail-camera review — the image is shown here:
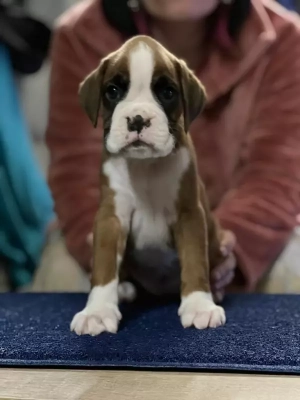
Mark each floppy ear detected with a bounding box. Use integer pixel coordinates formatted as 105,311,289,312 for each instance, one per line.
78,58,109,128
176,59,206,133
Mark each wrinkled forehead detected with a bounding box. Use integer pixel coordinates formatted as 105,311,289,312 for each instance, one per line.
104,38,178,87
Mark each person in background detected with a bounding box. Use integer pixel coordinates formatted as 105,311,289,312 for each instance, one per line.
33,0,300,298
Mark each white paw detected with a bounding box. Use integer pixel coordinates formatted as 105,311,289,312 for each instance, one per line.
70,304,121,336
118,281,137,303
179,291,226,329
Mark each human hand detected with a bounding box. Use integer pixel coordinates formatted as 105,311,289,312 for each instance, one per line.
86,231,237,302
211,230,237,303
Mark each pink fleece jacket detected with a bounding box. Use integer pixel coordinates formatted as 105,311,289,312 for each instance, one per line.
46,0,300,290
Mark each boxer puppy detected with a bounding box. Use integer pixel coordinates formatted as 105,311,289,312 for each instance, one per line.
71,35,226,336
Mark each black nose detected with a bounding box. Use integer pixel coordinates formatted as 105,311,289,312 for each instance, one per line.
127,115,150,133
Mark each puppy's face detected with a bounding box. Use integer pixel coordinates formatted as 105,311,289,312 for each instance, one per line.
79,36,206,159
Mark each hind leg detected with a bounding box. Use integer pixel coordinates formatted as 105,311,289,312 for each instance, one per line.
118,258,137,303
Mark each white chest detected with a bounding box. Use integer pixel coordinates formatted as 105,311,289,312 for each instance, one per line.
103,148,190,250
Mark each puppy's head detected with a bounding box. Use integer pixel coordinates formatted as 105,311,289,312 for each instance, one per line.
79,35,206,159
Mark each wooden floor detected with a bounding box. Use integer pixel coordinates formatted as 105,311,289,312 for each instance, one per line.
0,369,299,400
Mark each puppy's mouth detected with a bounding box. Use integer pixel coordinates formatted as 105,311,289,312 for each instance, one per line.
131,140,145,148
124,140,155,151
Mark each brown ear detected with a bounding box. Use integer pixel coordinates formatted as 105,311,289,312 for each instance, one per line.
176,59,206,133
78,58,109,128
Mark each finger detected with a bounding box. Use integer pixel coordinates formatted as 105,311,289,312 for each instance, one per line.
212,253,236,281
214,290,225,304
212,267,223,282
214,270,235,291
220,230,236,256
87,233,93,246
222,230,236,247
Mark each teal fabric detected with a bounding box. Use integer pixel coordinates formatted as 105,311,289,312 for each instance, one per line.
0,44,54,288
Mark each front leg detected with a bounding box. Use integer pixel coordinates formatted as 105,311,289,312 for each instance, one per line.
71,207,127,336
174,205,226,329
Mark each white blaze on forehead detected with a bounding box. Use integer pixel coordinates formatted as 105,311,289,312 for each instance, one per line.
127,42,154,100
106,40,174,158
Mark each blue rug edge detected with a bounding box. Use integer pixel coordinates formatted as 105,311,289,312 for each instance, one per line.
1,359,299,374
1,293,300,375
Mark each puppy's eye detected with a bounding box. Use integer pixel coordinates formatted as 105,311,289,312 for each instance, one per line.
105,85,121,101
160,86,177,101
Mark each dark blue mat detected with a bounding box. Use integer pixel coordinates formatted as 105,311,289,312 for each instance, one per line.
0,293,299,373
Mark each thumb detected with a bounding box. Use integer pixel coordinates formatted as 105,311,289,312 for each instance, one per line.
220,230,236,256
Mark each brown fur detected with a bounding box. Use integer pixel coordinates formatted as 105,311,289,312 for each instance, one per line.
80,36,224,297
174,136,224,297
91,173,118,287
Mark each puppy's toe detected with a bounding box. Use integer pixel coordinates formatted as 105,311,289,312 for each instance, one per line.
179,291,226,330
70,303,121,336
208,306,226,328
194,312,211,330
